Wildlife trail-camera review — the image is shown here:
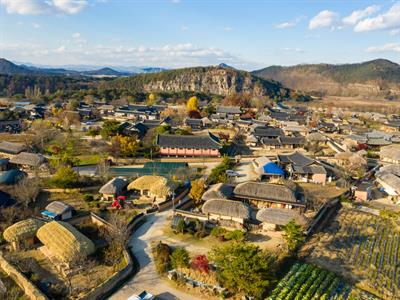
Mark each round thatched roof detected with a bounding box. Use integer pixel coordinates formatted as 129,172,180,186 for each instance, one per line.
202,199,251,219
127,175,175,197
36,221,95,263
256,208,308,226
3,218,45,242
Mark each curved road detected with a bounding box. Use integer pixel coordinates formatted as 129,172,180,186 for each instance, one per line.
109,211,203,300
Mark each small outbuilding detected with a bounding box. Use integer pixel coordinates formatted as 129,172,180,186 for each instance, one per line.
9,152,46,169
99,177,128,201
202,183,234,201
3,218,45,251
128,175,176,203
41,201,74,221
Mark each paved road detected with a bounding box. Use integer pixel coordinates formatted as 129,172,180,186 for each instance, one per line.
109,211,203,300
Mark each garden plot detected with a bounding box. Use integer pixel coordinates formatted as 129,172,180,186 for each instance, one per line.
304,208,400,299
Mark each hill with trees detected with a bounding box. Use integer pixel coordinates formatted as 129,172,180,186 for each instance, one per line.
253,59,400,98
101,65,290,99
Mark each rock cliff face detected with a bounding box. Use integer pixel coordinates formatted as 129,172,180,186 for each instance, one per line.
105,66,289,98
253,59,400,97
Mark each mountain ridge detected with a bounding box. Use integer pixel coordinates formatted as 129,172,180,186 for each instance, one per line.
252,59,400,97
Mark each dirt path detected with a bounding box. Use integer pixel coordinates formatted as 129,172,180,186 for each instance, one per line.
109,211,204,300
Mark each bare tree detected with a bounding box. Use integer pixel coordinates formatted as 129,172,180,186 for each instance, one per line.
11,177,41,208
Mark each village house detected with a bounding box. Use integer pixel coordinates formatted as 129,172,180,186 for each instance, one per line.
202,199,251,228
202,183,234,201
354,182,373,202
9,152,46,170
233,182,305,210
256,208,308,231
380,144,400,164
156,132,222,157
0,119,22,133
41,201,74,221
375,165,400,203
0,141,26,157
99,177,128,201
278,152,327,184
36,221,95,267
127,175,177,204
252,156,285,181
216,106,242,118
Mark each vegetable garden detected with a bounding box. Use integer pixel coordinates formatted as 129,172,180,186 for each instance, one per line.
305,208,400,299
267,262,352,300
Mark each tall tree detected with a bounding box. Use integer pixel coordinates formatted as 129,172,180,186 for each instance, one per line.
209,243,276,298
189,179,205,204
282,220,305,253
186,96,198,111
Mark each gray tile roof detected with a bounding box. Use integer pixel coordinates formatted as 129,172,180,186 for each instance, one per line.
99,177,128,195
156,132,221,149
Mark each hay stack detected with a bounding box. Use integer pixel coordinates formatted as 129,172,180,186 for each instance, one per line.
3,218,45,243
36,221,95,263
128,175,175,198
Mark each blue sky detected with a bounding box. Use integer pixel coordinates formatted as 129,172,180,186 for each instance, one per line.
1,0,399,70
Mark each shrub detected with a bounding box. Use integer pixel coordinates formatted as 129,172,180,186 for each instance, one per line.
83,194,94,202
210,226,227,238
224,230,245,242
50,166,79,188
170,247,190,270
152,242,171,274
191,255,209,273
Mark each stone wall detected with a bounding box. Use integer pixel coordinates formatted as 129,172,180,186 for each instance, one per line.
0,253,48,300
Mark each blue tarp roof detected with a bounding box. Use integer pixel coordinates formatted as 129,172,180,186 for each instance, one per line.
41,210,57,218
263,162,285,175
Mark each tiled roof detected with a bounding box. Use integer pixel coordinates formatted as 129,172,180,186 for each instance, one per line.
156,132,221,149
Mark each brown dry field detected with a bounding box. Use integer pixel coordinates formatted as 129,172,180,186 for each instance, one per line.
308,96,400,113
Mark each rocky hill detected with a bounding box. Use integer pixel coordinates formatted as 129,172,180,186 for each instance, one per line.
103,66,290,98
253,59,400,97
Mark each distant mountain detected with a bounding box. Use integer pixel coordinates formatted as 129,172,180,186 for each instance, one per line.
81,67,131,77
0,58,164,77
102,65,290,98
253,59,400,97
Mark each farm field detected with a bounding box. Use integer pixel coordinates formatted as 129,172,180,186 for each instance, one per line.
267,262,352,300
303,208,400,299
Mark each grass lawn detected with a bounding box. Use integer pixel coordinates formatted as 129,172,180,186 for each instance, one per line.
76,154,101,166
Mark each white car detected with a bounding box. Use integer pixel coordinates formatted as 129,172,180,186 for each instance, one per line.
226,170,240,177
128,291,155,300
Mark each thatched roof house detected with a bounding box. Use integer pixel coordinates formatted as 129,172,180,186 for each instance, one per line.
42,201,74,220
99,177,128,199
37,221,95,263
128,175,176,199
0,141,26,155
201,199,251,224
3,218,45,243
9,152,46,168
256,208,308,227
202,183,234,201
233,182,303,208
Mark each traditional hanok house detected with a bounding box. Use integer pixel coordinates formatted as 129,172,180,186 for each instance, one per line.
380,144,400,164
185,118,204,131
3,218,45,251
9,152,46,170
278,152,327,184
354,182,373,201
281,121,308,136
0,141,26,158
202,199,251,228
366,138,392,149
233,182,305,210
279,136,306,149
36,221,95,266
256,208,308,231
99,177,128,201
261,138,282,150
128,175,177,204
0,119,22,133
216,106,242,118
382,120,400,132
375,165,400,203
335,151,367,170
156,132,222,157
252,125,284,141
318,121,337,133
0,169,25,185
97,104,115,116
41,201,74,221
252,156,284,181
202,183,234,201
306,132,327,145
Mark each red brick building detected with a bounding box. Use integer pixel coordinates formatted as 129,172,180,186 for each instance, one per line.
156,132,221,157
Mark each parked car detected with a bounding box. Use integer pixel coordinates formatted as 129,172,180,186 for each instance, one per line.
128,291,155,300
226,170,240,177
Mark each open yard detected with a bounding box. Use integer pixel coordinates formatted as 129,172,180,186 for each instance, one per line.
302,208,400,299
297,182,346,211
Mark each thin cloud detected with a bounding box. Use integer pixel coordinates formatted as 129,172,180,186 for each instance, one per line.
354,2,400,32
0,0,88,15
309,10,338,30
275,16,304,29
366,43,400,53
342,5,380,26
